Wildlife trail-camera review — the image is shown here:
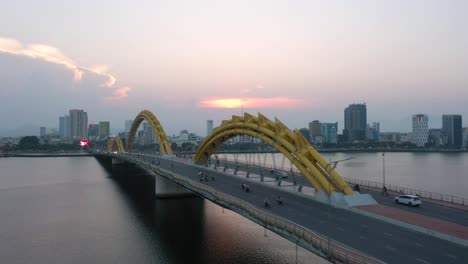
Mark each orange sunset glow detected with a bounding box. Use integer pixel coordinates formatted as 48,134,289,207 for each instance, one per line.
199,97,304,109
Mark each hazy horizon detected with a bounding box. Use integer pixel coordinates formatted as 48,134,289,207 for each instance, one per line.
1,1,467,136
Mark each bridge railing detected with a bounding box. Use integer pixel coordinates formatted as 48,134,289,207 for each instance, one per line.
112,154,383,264
180,177,382,264
215,157,468,206
343,177,468,206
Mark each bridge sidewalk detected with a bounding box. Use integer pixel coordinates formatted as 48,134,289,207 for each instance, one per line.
359,186,468,211
209,162,468,244
357,204,468,241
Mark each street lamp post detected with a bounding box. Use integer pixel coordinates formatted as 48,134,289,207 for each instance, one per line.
382,152,386,189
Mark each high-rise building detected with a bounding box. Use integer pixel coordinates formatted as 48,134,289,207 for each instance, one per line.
98,121,110,139
40,127,46,138
366,122,380,142
59,115,71,138
344,104,367,142
88,124,99,139
299,128,310,140
309,120,321,142
206,120,214,137
142,122,156,145
321,123,338,144
463,128,468,148
69,109,88,139
428,129,444,146
442,115,462,148
412,114,429,147
125,120,133,133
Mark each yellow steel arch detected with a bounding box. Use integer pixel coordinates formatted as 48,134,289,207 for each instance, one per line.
126,110,172,155
107,136,125,153
194,113,353,195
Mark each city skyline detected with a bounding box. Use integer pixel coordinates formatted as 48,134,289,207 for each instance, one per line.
10,107,465,141
1,1,468,136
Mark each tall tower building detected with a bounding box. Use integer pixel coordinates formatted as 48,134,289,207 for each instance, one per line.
344,104,367,142
309,120,321,142
142,122,156,145
40,127,46,138
88,124,99,139
463,128,468,148
206,120,214,137
59,115,71,138
442,115,462,148
125,120,133,133
98,121,110,139
412,114,429,147
320,123,338,144
366,122,380,142
69,110,88,139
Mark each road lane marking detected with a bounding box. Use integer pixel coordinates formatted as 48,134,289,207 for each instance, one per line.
359,236,367,240
361,224,368,228
416,258,430,264
337,227,345,232
384,232,393,237
415,242,424,248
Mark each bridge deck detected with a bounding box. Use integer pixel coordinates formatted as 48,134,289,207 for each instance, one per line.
108,153,468,264
218,158,468,226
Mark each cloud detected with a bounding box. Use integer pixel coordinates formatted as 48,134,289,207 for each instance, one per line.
0,36,126,90
107,86,131,100
198,97,304,108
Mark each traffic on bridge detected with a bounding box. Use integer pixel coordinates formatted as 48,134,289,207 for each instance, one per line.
98,110,468,264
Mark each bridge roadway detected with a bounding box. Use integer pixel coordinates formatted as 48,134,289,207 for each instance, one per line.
115,153,468,264
218,159,468,227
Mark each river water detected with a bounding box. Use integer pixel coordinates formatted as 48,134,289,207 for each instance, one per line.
0,157,326,264
220,152,468,198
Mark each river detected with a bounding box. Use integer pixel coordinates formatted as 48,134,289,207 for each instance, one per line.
0,157,326,264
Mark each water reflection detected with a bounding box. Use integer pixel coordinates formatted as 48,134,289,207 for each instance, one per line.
104,162,327,264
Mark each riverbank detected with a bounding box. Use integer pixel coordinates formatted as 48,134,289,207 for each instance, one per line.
174,148,468,155
1,152,93,157
318,148,468,153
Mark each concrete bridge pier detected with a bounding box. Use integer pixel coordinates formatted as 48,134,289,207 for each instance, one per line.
154,172,194,198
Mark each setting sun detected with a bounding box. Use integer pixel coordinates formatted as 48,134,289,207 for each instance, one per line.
203,99,247,108
199,97,304,109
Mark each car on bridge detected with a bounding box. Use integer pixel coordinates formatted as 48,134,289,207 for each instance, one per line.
394,195,422,207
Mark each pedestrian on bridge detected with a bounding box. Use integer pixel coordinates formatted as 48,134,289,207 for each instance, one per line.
353,184,360,192
382,186,388,196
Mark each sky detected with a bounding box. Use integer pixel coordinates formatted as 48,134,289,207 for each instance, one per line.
1,0,467,136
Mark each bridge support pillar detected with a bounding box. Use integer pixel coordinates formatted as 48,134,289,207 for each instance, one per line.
314,190,377,207
154,173,193,198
